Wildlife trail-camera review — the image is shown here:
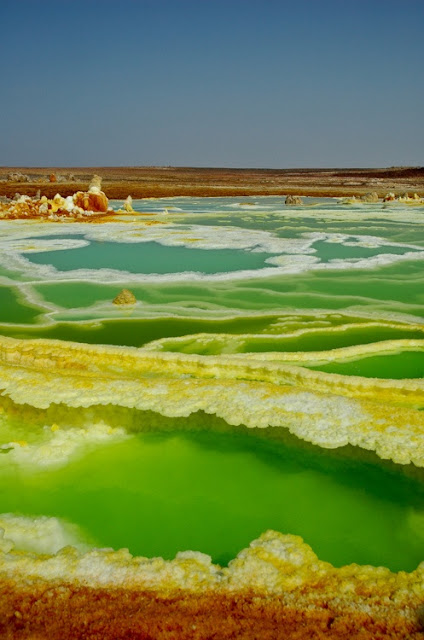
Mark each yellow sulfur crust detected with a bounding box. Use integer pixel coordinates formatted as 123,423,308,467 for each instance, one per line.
0,335,423,465
0,337,424,633
1,530,424,624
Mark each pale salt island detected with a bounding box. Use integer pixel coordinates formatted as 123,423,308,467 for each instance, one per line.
0,175,424,638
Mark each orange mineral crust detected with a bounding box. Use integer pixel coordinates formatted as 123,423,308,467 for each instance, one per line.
0,182,112,221
1,581,423,640
1,530,424,639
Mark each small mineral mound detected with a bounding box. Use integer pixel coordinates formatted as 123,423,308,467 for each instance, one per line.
123,195,134,212
89,174,102,192
383,192,396,201
0,187,112,220
112,289,137,305
417,605,424,629
360,192,379,203
73,190,109,213
285,195,303,205
7,172,30,183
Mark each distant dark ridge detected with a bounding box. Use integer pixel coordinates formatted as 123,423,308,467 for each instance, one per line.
1,166,423,174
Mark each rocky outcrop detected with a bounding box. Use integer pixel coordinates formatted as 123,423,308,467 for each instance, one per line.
360,192,379,203
0,187,111,220
89,174,102,192
383,192,424,204
123,196,134,212
112,289,137,305
285,195,303,205
383,192,396,201
56,174,76,183
7,172,29,183
71,174,109,213
73,190,109,213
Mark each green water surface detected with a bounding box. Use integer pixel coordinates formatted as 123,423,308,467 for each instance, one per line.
26,240,273,275
31,257,424,324
313,239,417,263
2,313,423,354
1,424,424,572
0,286,41,324
309,350,424,379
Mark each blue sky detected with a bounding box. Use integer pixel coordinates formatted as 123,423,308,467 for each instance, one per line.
0,0,423,167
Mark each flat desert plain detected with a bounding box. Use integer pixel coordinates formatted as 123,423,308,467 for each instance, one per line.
0,166,423,199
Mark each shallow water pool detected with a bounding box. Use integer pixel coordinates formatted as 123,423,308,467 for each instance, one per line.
26,239,274,275
1,422,423,571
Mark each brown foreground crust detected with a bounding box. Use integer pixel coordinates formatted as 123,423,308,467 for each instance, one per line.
1,580,422,640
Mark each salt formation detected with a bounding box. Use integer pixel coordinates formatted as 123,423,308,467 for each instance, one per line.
0,175,111,220
1,529,424,638
0,422,128,469
399,192,423,202
0,335,422,466
1,528,422,598
72,190,109,213
285,195,303,205
123,195,134,212
112,289,137,305
56,174,76,183
7,172,30,182
73,174,108,213
383,192,396,201
360,192,379,202
89,174,102,192
0,514,88,555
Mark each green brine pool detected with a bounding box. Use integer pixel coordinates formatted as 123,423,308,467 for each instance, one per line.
1,423,423,572
0,195,423,573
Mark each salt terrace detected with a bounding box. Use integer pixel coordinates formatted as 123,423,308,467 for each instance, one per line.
1,180,424,638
